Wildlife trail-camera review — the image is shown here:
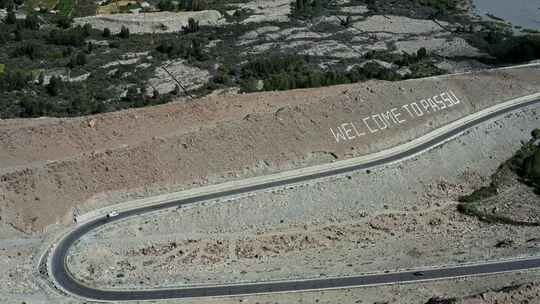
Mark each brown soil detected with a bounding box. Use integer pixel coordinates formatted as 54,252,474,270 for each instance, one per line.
1,66,540,232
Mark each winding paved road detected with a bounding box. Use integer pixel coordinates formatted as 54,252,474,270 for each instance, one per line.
49,98,540,302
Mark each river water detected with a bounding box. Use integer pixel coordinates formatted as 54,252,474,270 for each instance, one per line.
472,0,540,30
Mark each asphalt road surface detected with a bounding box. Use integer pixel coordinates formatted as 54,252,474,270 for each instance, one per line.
50,98,540,301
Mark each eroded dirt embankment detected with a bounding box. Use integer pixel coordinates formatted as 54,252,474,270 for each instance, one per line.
1,66,540,232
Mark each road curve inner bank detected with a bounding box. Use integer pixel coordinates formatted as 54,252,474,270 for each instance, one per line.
49,98,540,301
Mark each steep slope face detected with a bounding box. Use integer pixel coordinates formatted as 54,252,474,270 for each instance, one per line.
1,66,540,232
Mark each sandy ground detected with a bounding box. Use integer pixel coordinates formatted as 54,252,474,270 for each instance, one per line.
1,66,539,233
65,105,540,289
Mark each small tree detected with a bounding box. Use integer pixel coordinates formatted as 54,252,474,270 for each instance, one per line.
152,88,160,99
86,41,93,54
416,47,428,60
82,23,92,37
157,0,176,11
182,18,199,33
125,86,139,101
102,27,111,38
0,0,14,9
291,0,323,18
37,72,45,85
14,28,22,41
0,31,7,45
532,129,540,140
54,15,73,29
171,84,180,95
24,13,40,30
76,52,87,65
179,0,207,11
46,76,62,96
191,0,207,11
118,25,130,39
4,10,16,24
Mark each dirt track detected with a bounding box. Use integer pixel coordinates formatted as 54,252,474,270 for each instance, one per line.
1,65,540,232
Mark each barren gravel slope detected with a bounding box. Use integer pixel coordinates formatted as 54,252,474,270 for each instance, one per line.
1,66,539,232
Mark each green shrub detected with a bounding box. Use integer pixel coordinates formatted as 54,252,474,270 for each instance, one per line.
4,10,16,24
11,43,42,60
102,27,111,38
238,55,403,92
416,47,428,59
24,14,40,30
469,31,540,63
182,18,199,33
0,0,15,9
522,148,540,190
415,0,461,11
68,52,87,67
0,70,31,92
178,0,207,11
118,26,130,39
156,38,207,61
46,76,63,96
47,26,88,47
157,0,176,11
54,15,73,28
458,185,498,203
291,0,323,19
532,129,540,140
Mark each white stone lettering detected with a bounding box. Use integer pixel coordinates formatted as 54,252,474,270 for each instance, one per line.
427,97,441,111
420,99,431,112
391,107,406,124
449,90,461,104
341,123,356,140
363,117,378,133
330,126,347,142
432,95,446,109
331,90,462,142
351,122,366,137
372,114,388,130
410,102,424,116
440,92,454,107
402,104,414,118
381,110,397,125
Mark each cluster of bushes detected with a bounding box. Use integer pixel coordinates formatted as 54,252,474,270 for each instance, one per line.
457,129,540,225
0,0,23,10
0,2,187,118
235,48,443,93
3,11,40,29
510,129,540,192
0,74,109,118
364,47,428,66
291,0,324,19
156,37,206,61
11,42,43,60
47,24,92,47
364,0,463,16
157,0,208,12
237,55,405,92
414,0,462,11
0,70,33,92
182,18,199,33
466,28,540,64
364,48,445,78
